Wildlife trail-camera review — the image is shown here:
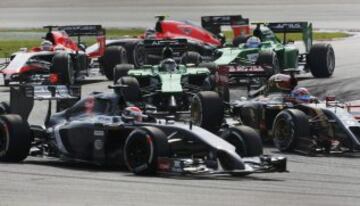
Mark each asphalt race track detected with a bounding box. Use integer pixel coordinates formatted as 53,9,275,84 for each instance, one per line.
1,1,360,206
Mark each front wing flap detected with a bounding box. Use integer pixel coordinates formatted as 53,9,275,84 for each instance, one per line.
156,155,287,176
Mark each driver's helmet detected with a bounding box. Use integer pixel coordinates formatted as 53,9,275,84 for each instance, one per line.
290,87,314,103
41,40,53,51
144,28,156,38
245,36,261,48
267,74,293,93
122,106,143,122
160,58,177,72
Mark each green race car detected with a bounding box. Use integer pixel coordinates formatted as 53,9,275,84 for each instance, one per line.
113,39,228,117
215,22,335,83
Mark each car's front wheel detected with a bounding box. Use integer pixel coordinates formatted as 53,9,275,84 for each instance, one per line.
272,109,310,152
191,91,224,133
0,114,31,162
124,127,170,175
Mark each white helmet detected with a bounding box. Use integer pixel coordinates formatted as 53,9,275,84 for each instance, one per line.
41,40,53,51
245,36,261,48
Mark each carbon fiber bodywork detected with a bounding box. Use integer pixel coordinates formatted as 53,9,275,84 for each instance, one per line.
232,93,360,154
6,85,287,176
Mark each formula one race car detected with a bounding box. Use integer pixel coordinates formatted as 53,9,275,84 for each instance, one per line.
112,39,229,120
231,72,360,154
215,21,335,84
1,25,106,85
0,84,286,176
94,15,250,80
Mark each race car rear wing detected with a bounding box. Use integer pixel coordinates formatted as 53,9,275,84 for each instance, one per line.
143,39,188,59
44,25,105,36
261,22,313,52
44,25,106,57
201,15,250,37
10,85,81,122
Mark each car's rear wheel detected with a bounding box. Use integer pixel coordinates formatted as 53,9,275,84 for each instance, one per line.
181,51,202,66
222,125,263,157
124,127,170,175
102,46,127,80
191,91,224,133
256,50,280,77
117,76,141,102
51,52,75,85
272,109,310,152
0,114,31,162
132,42,146,68
308,43,335,78
113,64,134,84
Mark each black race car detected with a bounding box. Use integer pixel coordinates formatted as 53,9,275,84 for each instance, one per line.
0,84,286,176
230,72,360,154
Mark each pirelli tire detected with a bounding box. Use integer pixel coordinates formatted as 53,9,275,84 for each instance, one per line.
116,76,141,102
113,64,134,84
51,52,75,85
256,50,280,77
124,127,170,175
181,51,202,66
0,114,31,162
102,46,128,80
191,91,224,133
131,42,146,68
272,109,310,152
222,125,263,157
308,43,335,78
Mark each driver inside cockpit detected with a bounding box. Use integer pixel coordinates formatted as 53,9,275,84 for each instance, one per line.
159,58,177,72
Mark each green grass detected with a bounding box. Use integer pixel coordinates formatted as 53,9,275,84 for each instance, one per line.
0,40,41,58
0,28,350,58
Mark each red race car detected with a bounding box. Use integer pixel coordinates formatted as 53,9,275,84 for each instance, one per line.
95,15,250,80
1,25,106,85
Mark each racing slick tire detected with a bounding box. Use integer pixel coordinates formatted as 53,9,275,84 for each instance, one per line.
131,42,146,68
222,125,263,157
0,114,31,162
199,62,218,74
113,64,134,84
0,102,10,115
181,51,202,66
124,126,170,175
51,52,75,85
272,109,310,152
191,91,224,133
102,46,128,80
232,35,250,47
308,43,335,78
256,50,280,77
117,76,141,102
